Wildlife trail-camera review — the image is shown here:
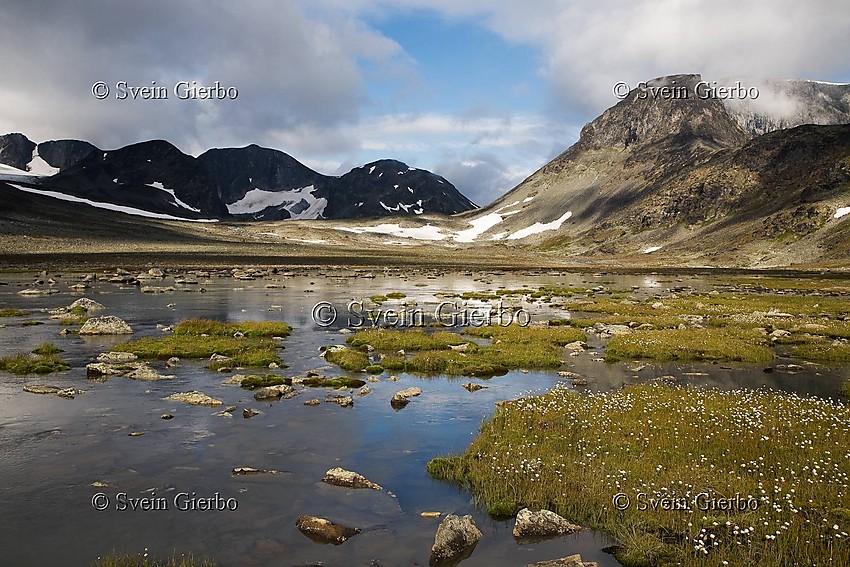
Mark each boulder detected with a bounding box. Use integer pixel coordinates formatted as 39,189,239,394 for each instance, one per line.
565,341,588,351
429,514,482,566
322,467,383,490
165,391,223,406
79,316,133,335
69,298,105,311
512,508,581,540
295,515,360,545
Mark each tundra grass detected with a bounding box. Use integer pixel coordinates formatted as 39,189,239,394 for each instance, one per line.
605,328,773,363
0,353,70,374
93,552,216,567
0,308,27,317
331,325,586,376
114,319,288,369
428,383,850,567
31,343,64,355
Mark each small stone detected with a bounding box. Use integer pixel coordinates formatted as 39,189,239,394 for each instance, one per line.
391,387,422,407
357,386,372,397
165,357,180,368
304,399,321,406
243,408,260,418
96,352,138,364
128,431,145,437
232,467,279,475
326,395,354,408
224,405,237,413
23,385,60,395
421,512,442,518
463,383,487,393
161,414,174,420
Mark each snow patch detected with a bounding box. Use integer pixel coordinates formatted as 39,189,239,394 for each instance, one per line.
835,207,850,219
453,213,506,243
643,246,662,254
8,184,218,222
28,149,59,176
368,166,376,174
227,185,327,219
336,223,447,241
507,211,573,240
148,181,202,213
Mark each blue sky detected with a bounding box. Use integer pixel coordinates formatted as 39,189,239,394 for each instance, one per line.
1,1,848,206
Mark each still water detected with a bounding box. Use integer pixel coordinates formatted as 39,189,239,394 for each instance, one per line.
0,268,846,566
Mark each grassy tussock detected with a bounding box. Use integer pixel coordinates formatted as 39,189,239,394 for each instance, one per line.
0,308,27,317
330,325,586,376
428,383,850,567
347,329,468,351
324,348,369,371
31,343,64,355
0,353,70,374
94,552,216,567
605,328,774,363
115,319,288,369
173,319,291,338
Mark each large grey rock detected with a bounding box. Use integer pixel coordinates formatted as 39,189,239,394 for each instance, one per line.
79,316,133,335
322,467,382,490
429,514,482,566
96,352,138,364
512,508,582,540
295,515,360,545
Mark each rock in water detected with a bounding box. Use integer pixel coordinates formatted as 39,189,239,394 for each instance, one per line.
429,514,482,566
96,352,138,364
165,391,223,406
295,515,360,545
463,383,487,392
322,467,383,490
524,554,598,567
391,386,422,408
512,508,582,540
79,316,133,335
253,384,293,400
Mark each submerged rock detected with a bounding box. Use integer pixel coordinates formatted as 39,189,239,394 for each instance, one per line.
79,316,133,335
242,408,260,418
165,391,223,406
322,467,383,490
463,383,487,393
232,467,279,475
295,515,360,545
23,385,60,395
512,508,582,540
326,395,354,407
429,514,482,566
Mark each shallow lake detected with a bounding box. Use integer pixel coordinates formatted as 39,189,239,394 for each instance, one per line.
0,268,847,566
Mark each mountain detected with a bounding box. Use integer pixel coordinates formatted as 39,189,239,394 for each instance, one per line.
440,74,850,265
0,135,476,221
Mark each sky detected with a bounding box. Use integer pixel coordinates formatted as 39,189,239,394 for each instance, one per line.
1,1,848,206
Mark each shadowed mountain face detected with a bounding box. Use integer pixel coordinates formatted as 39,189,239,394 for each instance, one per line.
0,136,477,221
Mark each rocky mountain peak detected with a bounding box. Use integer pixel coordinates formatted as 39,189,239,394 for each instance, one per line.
576,74,749,153
0,133,37,170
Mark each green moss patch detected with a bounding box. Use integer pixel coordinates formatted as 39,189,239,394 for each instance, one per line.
324,347,369,371
302,376,366,388
239,374,288,389
32,343,64,355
